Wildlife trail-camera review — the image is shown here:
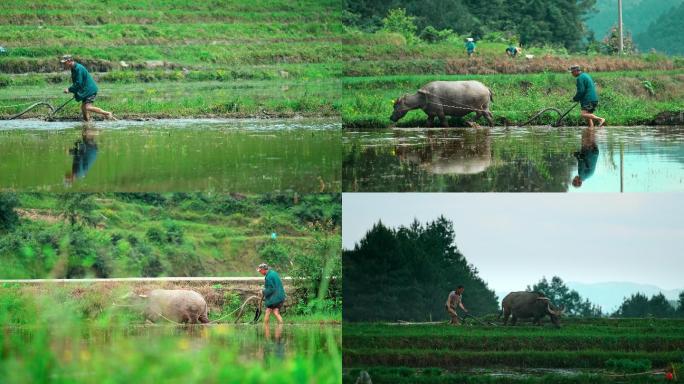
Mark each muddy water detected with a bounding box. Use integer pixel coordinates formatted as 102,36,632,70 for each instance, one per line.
0,119,340,193
343,126,684,192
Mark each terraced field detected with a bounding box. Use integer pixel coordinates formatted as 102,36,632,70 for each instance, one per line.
0,0,343,119
343,319,684,383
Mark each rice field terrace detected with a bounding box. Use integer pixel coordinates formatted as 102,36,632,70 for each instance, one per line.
343,319,684,383
0,0,343,119
341,70,684,128
0,282,341,384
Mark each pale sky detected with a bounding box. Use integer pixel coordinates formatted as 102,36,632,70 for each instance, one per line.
343,193,684,292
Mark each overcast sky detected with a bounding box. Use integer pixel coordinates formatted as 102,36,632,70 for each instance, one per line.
343,193,684,292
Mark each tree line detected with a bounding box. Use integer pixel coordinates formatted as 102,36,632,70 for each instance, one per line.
345,0,597,50
344,217,683,322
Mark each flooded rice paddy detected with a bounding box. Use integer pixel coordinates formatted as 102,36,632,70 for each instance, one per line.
343,126,684,192
4,323,341,383
0,119,341,193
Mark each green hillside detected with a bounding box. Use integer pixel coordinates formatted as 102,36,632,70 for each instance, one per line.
585,0,683,50
635,2,684,56
0,193,341,279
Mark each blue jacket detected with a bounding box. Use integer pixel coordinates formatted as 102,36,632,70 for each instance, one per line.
263,269,286,307
68,62,98,102
572,72,598,105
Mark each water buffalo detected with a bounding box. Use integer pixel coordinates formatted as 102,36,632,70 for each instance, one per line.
128,289,210,324
500,291,565,328
390,81,494,127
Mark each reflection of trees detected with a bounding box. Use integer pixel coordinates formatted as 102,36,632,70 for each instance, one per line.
343,129,578,192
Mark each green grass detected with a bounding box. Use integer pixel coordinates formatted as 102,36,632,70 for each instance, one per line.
343,320,684,383
0,285,342,384
341,70,684,128
0,193,341,279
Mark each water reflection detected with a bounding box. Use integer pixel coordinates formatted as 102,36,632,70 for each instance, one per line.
65,126,99,186
343,126,684,192
571,127,598,188
263,323,286,362
0,119,341,193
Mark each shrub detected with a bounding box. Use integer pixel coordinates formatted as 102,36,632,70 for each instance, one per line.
419,26,453,43
381,8,418,45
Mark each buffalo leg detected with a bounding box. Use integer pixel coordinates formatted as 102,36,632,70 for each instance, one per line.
484,110,494,127
426,115,435,127
502,310,511,325
510,315,518,326
438,113,449,128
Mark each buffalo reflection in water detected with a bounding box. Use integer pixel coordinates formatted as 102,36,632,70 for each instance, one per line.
394,129,492,175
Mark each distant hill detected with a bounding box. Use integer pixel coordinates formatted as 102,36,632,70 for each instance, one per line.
567,282,682,313
634,2,684,55
585,0,682,44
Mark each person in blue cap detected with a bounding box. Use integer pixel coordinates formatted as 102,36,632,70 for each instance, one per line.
61,55,115,121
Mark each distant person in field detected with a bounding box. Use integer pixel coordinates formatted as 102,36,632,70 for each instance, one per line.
572,127,599,188
257,263,286,325
570,65,605,128
506,43,519,57
60,55,115,121
465,38,476,57
445,285,468,325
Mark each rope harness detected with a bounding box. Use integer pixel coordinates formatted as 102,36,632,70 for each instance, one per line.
112,294,264,325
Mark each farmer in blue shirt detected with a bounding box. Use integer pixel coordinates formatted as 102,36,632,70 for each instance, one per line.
570,65,604,128
257,263,286,325
61,55,114,121
465,38,476,57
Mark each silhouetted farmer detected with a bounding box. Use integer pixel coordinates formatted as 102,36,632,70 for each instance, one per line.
257,263,285,325
570,65,604,128
465,38,476,57
445,285,468,325
61,55,114,121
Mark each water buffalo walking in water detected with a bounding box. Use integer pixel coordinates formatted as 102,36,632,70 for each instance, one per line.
390,81,494,127
129,289,210,324
500,291,565,328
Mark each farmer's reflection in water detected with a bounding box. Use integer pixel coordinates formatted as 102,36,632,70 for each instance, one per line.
572,127,598,188
263,323,285,362
64,127,98,186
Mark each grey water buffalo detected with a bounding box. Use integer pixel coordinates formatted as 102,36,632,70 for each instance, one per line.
390,81,494,127
500,291,565,328
129,289,210,324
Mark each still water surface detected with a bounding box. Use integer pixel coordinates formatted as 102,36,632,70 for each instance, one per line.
0,119,341,193
343,126,684,192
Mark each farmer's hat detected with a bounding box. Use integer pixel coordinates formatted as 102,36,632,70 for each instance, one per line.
60,54,74,63
257,263,269,272
569,65,581,72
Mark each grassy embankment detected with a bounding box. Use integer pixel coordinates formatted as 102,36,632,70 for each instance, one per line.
342,33,684,128
343,319,684,383
0,284,341,383
0,193,341,280
0,0,343,119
